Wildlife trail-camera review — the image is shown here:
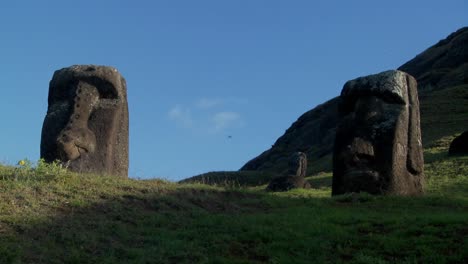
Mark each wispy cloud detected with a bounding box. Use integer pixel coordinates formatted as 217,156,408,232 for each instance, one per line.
195,97,248,109
195,98,223,109
169,98,246,133
212,111,242,132
168,105,193,127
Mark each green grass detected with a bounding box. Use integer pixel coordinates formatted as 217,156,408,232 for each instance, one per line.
236,84,468,179
0,149,467,263
419,84,468,146
180,170,280,187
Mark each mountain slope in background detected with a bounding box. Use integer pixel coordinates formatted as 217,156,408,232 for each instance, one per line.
239,27,468,178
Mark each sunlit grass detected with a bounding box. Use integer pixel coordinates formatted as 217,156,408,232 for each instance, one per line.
0,146,466,263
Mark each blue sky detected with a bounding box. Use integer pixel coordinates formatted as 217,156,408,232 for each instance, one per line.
0,1,466,180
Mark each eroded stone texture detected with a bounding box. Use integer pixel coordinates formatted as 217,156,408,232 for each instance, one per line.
448,131,468,155
332,70,424,195
41,65,129,177
267,152,311,192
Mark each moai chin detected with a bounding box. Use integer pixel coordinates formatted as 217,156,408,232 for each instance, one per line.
40,65,129,177
332,70,424,195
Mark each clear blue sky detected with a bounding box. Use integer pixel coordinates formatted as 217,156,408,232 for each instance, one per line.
0,1,466,180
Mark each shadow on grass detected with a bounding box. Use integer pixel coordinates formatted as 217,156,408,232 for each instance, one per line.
2,187,274,264
1,183,467,264
180,170,280,187
306,173,333,189
424,149,449,164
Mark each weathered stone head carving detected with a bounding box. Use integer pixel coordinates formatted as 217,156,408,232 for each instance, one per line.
332,70,424,195
41,65,129,177
267,152,310,192
288,152,307,178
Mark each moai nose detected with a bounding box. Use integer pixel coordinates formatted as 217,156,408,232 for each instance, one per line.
57,127,96,161
56,82,99,161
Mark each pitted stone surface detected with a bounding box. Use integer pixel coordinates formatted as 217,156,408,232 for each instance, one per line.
333,70,424,196
41,65,129,177
341,70,408,104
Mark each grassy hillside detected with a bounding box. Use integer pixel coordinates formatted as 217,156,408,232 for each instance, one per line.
179,170,283,187
235,82,468,181
419,84,468,145
1,142,467,263
239,98,340,176
233,27,468,183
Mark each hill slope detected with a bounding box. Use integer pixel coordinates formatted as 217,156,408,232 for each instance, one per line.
1,143,467,263
239,27,468,177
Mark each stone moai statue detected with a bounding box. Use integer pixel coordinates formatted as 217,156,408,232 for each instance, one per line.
332,70,424,195
41,65,129,177
267,152,311,192
288,151,307,178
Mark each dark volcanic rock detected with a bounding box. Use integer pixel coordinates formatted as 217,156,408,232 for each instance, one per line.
399,27,468,144
41,65,129,177
241,97,340,174
267,152,311,192
449,131,468,155
332,70,424,195
240,27,468,178
399,27,468,92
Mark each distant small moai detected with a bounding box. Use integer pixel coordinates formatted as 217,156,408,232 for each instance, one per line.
288,151,307,178
40,65,129,177
267,152,311,192
332,70,424,195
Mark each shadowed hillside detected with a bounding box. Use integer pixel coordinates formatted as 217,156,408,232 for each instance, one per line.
399,27,468,145
236,27,468,179
1,140,467,263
